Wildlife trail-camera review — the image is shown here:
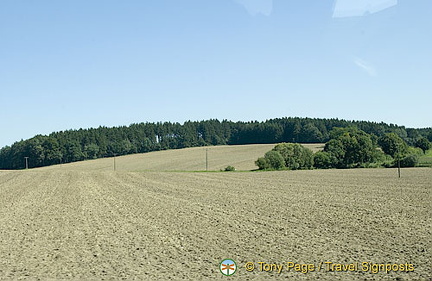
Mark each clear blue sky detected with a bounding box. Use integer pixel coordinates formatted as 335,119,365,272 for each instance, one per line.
1,0,431,147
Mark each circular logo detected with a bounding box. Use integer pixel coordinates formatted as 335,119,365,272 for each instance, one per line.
220,259,237,276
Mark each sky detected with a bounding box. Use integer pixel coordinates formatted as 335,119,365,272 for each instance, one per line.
0,0,431,147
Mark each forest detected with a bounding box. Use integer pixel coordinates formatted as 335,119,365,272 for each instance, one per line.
0,117,431,169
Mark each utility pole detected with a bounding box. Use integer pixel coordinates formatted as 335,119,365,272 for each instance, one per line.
397,157,401,178
24,157,29,169
113,155,116,171
396,143,401,178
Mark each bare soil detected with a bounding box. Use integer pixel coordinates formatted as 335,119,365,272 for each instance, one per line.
0,168,430,280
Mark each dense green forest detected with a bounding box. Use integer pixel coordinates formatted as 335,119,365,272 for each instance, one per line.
0,117,431,169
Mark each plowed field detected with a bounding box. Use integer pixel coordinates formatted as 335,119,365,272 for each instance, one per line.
0,168,430,280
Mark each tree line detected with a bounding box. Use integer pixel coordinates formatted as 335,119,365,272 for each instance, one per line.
256,127,431,170
0,117,431,169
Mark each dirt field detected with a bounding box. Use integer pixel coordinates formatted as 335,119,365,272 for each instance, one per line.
37,143,324,172
0,167,430,280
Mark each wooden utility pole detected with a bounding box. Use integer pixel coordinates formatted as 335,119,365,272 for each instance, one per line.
113,155,116,171
24,157,29,169
398,157,401,178
397,144,401,178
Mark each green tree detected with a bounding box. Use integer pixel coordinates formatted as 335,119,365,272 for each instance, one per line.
43,137,63,165
255,157,270,170
264,151,285,170
324,128,380,168
84,143,100,159
255,151,285,170
65,142,85,162
378,133,408,158
378,133,424,168
301,123,323,142
313,151,332,169
24,137,46,167
323,139,345,168
272,143,313,170
338,131,376,166
415,137,431,153
400,154,419,167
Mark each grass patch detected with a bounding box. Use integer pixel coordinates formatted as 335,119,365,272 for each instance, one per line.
418,149,432,167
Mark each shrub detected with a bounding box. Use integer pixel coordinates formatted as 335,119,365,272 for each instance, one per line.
272,143,313,170
408,146,424,156
399,154,419,167
378,133,408,158
264,151,285,170
379,154,394,168
359,162,383,168
313,151,332,169
415,137,431,153
255,157,270,170
323,128,382,168
224,165,235,172
255,151,285,170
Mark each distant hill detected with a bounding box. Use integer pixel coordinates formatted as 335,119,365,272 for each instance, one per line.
37,144,324,172
1,117,430,170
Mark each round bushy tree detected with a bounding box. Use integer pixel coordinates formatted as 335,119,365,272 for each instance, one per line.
323,139,345,168
415,137,431,153
378,133,408,158
323,127,381,168
255,157,270,170
272,143,313,170
400,154,419,167
255,151,285,170
264,151,285,170
313,151,332,169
